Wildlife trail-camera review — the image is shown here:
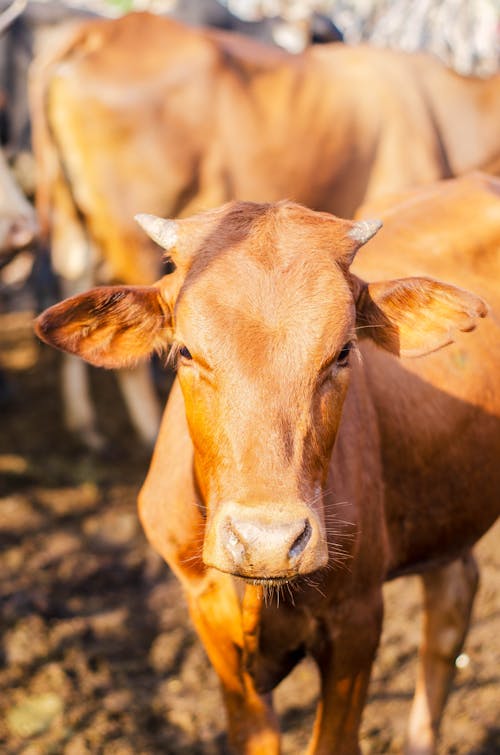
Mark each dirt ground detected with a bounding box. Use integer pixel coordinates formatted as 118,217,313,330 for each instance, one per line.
0,308,499,755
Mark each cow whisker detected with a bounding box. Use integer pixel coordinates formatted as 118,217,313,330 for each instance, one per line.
322,528,356,540
355,322,387,331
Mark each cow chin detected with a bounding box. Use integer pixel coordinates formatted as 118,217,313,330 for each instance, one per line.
202,500,329,581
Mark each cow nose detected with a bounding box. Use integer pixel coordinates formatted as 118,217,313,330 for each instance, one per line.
224,516,314,575
203,501,329,579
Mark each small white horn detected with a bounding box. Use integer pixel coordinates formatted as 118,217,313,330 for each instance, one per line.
135,213,178,250
348,218,382,245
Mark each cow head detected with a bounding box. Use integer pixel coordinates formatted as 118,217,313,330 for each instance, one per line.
35,201,487,581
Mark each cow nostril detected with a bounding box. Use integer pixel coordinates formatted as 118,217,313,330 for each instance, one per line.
225,520,246,564
288,519,312,560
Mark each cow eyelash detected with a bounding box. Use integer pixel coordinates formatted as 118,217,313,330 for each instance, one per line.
179,345,192,360
167,342,193,367
337,341,353,367
318,341,353,386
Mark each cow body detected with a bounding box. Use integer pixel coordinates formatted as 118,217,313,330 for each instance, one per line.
30,12,500,448
35,173,500,753
354,173,500,576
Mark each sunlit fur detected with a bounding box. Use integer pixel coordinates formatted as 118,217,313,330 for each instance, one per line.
31,12,500,452
35,182,500,755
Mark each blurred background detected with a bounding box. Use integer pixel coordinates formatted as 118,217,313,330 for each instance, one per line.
0,1,499,753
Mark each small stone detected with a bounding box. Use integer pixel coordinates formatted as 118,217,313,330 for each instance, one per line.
4,615,50,666
0,495,44,534
1,545,24,572
83,509,138,547
88,607,128,637
6,693,63,738
36,483,99,516
0,454,29,474
63,733,92,755
30,662,72,700
29,532,81,570
149,628,186,673
102,690,132,713
168,707,195,734
455,652,470,669
102,738,135,755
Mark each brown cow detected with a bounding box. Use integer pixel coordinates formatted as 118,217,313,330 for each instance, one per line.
35,173,500,753
30,11,500,449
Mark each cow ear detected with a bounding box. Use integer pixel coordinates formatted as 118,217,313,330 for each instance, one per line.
354,276,488,357
34,285,172,368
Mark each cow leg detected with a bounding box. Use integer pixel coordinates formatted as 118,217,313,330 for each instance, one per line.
58,279,106,451
308,591,383,755
61,352,104,451
187,578,280,755
49,177,108,450
406,552,479,755
115,364,161,448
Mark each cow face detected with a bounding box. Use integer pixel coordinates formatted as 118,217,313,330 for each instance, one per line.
161,203,365,580
35,201,487,581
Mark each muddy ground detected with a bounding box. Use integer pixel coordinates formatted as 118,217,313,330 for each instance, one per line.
0,307,499,755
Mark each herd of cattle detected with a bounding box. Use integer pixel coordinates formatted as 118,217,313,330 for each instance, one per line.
1,2,499,753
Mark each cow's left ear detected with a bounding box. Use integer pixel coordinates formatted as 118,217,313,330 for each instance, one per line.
35,285,172,368
353,276,488,357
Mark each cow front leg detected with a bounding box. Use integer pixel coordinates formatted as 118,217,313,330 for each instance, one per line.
115,363,161,448
406,552,479,755
54,219,105,450
59,268,105,451
61,351,105,451
187,576,280,755
308,591,383,755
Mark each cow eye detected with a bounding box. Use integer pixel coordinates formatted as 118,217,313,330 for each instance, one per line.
179,345,192,360
337,341,352,367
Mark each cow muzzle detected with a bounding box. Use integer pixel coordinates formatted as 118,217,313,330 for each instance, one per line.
203,501,328,581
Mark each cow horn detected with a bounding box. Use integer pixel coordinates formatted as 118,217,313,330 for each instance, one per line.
348,218,382,245
135,213,178,251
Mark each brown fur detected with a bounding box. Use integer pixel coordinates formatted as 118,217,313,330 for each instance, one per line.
34,176,500,753
30,12,500,285
29,12,500,448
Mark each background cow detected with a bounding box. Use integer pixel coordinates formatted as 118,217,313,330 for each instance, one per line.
0,0,36,260
30,11,500,449
34,172,500,753
0,145,36,259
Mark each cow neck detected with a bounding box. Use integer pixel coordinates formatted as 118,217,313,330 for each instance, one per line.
241,583,264,672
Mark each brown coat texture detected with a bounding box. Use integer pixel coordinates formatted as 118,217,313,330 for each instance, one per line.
29,11,500,450
34,173,500,753
31,12,500,283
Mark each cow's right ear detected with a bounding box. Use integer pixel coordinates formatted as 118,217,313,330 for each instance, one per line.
352,275,488,357
34,285,172,369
